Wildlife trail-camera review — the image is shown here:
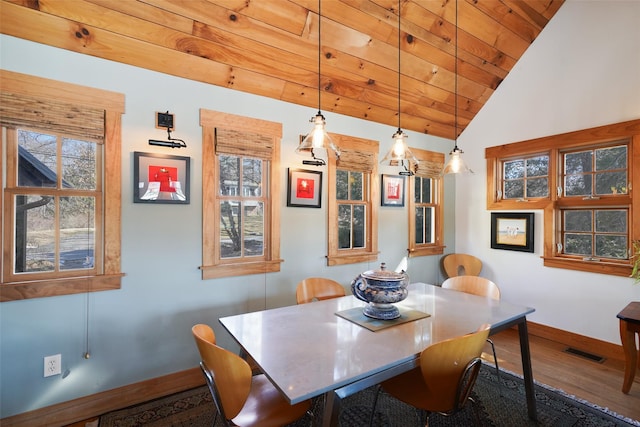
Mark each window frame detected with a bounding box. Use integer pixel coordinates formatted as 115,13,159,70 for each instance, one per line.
1,70,124,301
407,148,445,257
486,119,640,278
200,109,282,279
327,133,379,266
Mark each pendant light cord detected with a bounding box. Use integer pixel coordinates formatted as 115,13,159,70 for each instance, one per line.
397,0,401,132
454,0,459,150
317,0,322,115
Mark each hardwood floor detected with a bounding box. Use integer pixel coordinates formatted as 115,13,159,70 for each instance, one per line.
490,328,640,423
65,327,640,426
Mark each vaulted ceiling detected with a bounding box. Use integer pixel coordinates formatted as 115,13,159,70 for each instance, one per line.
0,0,564,140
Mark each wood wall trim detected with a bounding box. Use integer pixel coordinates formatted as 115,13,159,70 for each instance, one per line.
0,367,204,427
0,321,624,427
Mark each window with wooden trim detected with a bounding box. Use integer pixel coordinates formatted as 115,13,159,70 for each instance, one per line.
407,148,444,257
327,134,379,266
1,70,124,301
200,109,282,279
486,119,640,278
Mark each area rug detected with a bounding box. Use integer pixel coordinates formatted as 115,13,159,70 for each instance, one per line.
99,364,639,426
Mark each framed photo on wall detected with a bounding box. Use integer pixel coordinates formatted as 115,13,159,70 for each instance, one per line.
287,168,322,208
133,151,190,204
490,212,534,252
381,174,405,207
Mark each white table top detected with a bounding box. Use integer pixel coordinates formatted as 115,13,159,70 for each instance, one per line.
219,282,535,404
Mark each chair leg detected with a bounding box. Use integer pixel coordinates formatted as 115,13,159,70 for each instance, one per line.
487,338,502,396
369,385,382,427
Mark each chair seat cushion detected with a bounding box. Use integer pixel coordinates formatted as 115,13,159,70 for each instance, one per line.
232,374,311,427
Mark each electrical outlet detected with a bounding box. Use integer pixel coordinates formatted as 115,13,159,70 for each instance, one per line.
44,354,61,377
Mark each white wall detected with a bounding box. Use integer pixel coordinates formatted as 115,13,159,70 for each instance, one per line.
455,0,640,343
0,35,453,417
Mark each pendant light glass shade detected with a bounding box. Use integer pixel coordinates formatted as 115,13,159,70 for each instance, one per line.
443,146,473,174
380,1,417,175
296,111,340,158
443,0,473,175
296,0,339,162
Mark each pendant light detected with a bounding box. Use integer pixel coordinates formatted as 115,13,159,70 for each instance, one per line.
443,0,473,175
380,0,418,176
295,0,340,166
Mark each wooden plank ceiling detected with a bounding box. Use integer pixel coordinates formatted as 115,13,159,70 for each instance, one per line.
0,0,564,141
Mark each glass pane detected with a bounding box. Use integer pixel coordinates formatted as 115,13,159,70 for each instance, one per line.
504,179,524,199
336,170,349,200
60,196,94,270
421,178,431,203
353,205,365,248
504,160,524,179
18,130,58,188
15,195,56,273
219,155,240,196
62,138,96,190
595,171,627,195
595,145,626,171
564,210,592,232
595,210,626,233
350,172,363,201
415,207,424,244
526,177,548,198
595,235,627,259
564,233,592,256
242,158,262,197
244,202,264,256
220,201,241,258
565,151,592,174
425,207,433,244
338,205,351,249
526,156,548,177
564,174,591,196
414,178,422,204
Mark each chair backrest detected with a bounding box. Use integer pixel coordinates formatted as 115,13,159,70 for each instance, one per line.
442,253,482,277
442,276,500,300
295,277,345,304
419,324,491,413
192,324,252,422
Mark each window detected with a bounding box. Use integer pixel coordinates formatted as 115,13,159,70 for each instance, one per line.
327,134,379,266
486,119,640,277
1,70,124,301
407,148,444,257
200,110,282,279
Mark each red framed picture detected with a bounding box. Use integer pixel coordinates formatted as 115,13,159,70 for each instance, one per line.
287,168,322,208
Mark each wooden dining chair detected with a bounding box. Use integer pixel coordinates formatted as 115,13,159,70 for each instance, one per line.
370,324,491,426
442,275,502,393
295,277,345,304
442,253,482,278
192,324,313,427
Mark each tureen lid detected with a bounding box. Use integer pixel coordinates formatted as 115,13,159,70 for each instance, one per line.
360,262,407,280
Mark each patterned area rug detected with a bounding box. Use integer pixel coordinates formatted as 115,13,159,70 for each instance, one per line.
99,364,639,426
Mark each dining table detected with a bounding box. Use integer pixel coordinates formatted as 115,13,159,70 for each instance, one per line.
219,282,536,426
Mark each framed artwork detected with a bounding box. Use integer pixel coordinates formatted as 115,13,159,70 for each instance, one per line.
133,151,190,204
287,168,322,208
491,212,534,252
381,174,405,207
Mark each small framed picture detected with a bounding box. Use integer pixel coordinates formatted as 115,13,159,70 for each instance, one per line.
133,151,190,204
287,168,322,208
490,212,534,252
381,174,405,207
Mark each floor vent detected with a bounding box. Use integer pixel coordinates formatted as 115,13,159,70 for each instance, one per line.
564,347,605,363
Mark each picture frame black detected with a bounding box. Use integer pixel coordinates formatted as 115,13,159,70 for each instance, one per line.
490,212,534,252
381,174,405,207
133,151,190,204
287,168,322,208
